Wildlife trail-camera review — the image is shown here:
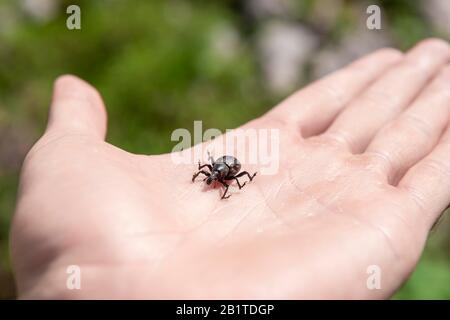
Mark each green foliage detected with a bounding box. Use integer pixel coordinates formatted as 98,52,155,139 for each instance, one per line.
394,256,450,299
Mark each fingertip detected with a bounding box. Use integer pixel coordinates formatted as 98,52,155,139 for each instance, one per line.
349,47,403,72
54,74,83,87
48,74,107,139
374,47,404,61
53,74,104,105
414,38,450,54
405,38,450,68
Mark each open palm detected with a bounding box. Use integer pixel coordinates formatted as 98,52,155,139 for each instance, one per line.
12,39,450,299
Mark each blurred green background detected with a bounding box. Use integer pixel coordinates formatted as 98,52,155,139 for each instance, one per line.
0,0,449,299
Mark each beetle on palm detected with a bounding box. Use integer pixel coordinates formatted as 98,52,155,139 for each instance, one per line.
192,152,257,199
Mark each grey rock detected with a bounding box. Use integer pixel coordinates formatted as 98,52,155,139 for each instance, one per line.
423,0,450,33
20,0,58,22
245,0,297,19
258,20,319,94
312,26,393,79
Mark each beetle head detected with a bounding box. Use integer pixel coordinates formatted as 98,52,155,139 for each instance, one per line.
206,171,218,185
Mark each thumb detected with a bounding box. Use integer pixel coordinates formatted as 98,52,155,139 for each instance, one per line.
46,75,107,140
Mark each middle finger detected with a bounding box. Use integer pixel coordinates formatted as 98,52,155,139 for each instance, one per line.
323,38,450,153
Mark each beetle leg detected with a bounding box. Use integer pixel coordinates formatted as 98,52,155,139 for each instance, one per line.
192,170,210,182
198,164,212,171
219,181,231,199
234,171,257,182
197,160,212,171
225,176,247,189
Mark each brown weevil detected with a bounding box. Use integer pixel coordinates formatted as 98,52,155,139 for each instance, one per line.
192,153,257,199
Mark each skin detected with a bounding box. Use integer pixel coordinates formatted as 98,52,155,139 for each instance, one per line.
11,38,450,299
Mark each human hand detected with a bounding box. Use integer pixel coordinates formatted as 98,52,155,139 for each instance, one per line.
11,38,450,299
